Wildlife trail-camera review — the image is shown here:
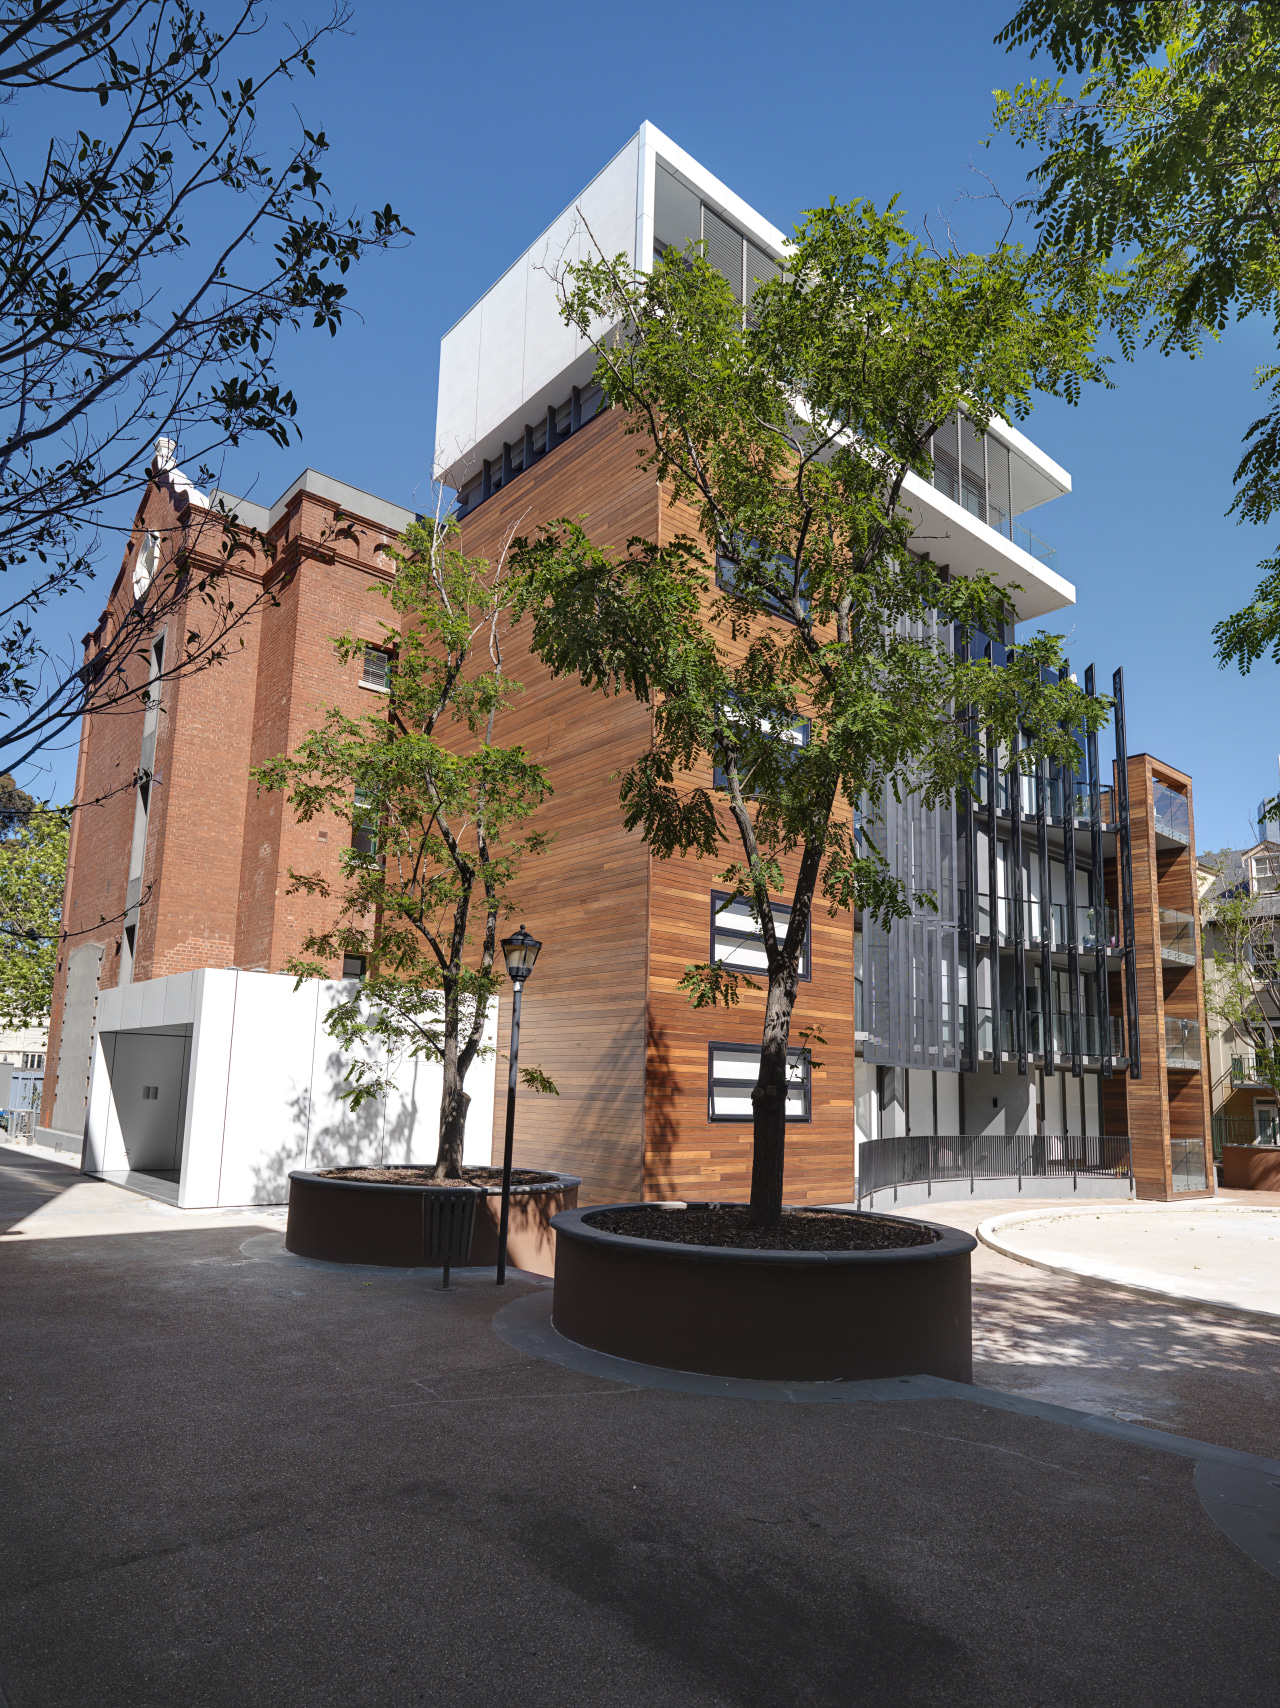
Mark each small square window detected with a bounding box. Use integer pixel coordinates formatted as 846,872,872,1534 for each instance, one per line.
708,1042,811,1122
361,647,390,691
711,890,809,980
343,955,367,979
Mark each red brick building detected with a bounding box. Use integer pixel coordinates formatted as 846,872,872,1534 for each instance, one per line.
41,450,418,1143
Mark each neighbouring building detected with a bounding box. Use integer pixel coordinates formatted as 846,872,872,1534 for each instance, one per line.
1201,839,1280,1148
40,121,1214,1206
0,1021,47,1143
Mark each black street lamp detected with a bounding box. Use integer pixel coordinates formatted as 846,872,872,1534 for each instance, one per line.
496,924,542,1284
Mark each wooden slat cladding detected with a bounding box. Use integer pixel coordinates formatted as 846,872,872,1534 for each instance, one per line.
459,409,660,1202
647,480,857,1204
1121,754,1213,1200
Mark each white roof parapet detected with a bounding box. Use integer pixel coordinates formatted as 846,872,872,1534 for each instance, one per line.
434,125,1077,623
433,121,790,493
205,469,419,538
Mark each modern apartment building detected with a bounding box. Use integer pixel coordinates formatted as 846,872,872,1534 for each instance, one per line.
40,122,1213,1206
438,123,1213,1204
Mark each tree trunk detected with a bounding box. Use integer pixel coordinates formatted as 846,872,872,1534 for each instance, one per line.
434,1019,469,1178
749,972,798,1229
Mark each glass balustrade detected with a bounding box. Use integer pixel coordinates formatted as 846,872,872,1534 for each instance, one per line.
1165,1016,1201,1069
1152,782,1190,844
1159,908,1196,965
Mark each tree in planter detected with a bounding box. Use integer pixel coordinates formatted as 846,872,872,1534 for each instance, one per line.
252,518,556,1178
510,200,1111,1229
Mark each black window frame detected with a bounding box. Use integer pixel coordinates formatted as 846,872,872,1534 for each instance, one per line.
342,954,367,980
706,1040,812,1124
710,889,810,982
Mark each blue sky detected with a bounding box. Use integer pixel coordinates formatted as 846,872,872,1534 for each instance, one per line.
17,0,1280,852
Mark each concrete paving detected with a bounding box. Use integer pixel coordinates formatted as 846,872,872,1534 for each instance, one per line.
3,1149,1280,1707
980,1200,1280,1317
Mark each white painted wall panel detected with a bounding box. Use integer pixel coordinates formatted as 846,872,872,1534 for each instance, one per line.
217,975,320,1205
179,969,238,1208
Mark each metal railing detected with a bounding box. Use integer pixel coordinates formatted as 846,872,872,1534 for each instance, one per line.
856,1131,1132,1204
1211,1114,1261,1160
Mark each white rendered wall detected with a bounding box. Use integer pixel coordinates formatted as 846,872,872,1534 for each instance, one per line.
84,970,498,1206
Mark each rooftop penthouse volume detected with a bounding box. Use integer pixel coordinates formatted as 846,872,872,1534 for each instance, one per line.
436,122,1077,623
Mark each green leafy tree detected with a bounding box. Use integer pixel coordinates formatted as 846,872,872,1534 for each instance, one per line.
0,1,411,776
510,203,1111,1228
993,0,1280,670
0,776,69,1028
253,519,556,1178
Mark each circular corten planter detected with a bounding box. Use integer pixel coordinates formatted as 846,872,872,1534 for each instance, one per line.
550,1203,976,1382
286,1169,581,1275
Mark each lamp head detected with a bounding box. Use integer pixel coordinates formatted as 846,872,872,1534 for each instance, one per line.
501,924,542,984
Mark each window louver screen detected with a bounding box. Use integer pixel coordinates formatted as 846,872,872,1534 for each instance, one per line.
702,207,743,301
745,243,780,322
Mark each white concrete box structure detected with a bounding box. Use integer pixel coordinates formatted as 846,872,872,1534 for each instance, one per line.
82,969,497,1207
435,119,1075,623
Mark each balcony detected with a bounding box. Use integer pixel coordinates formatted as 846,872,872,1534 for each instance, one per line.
969,1007,1125,1059
1165,1016,1201,1070
929,411,1059,574
1153,782,1190,845
974,895,1118,951
973,768,1115,826
1159,908,1197,966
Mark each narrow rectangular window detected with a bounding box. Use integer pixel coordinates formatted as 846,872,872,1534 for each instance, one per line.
708,1042,811,1122
711,891,809,980
361,646,390,691
351,790,377,856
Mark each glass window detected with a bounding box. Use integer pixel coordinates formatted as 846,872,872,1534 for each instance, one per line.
361,647,390,691
708,1042,811,1122
342,955,367,980
352,790,378,857
711,891,809,979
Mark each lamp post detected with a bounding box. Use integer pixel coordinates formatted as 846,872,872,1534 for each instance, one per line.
496,924,542,1284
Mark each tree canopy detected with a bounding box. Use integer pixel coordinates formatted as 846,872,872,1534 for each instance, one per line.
0,775,68,1029
254,517,555,1178
994,0,1280,670
511,201,1111,1226
0,1,410,777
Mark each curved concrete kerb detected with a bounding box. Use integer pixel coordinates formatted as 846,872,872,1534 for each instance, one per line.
978,1202,1280,1321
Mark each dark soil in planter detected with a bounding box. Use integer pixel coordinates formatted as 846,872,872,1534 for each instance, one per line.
586,1204,940,1252
315,1166,559,1189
